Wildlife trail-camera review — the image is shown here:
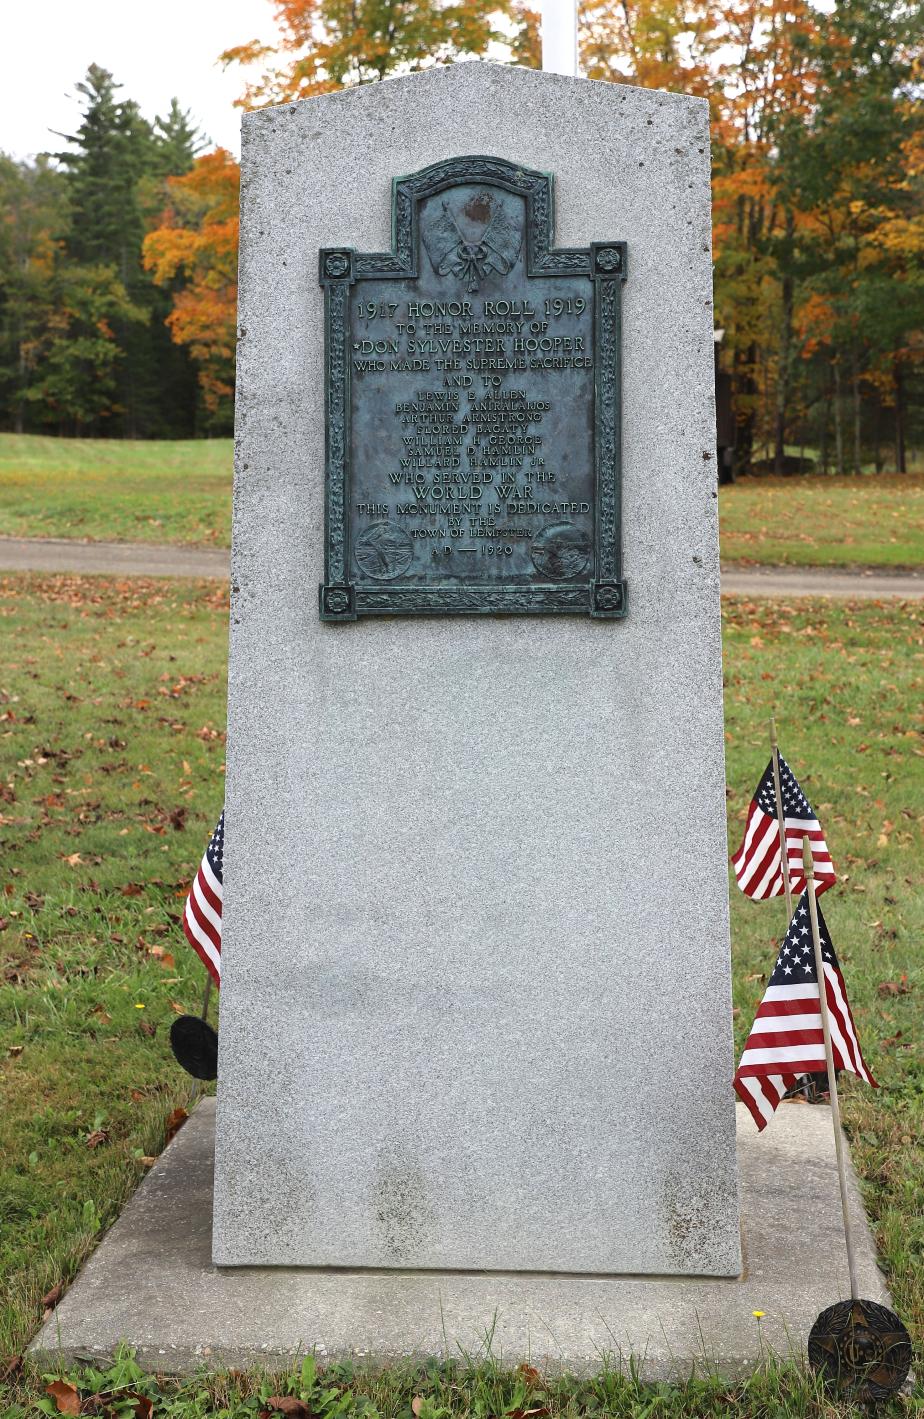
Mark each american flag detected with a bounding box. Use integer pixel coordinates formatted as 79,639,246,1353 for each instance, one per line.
734,892,876,1130
731,755,835,899
182,812,223,985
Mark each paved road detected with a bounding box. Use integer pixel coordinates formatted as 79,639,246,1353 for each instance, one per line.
721,565,924,599
1,535,922,598
0,536,230,579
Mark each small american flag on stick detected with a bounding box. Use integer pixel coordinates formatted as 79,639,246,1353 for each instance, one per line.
734,892,876,1130
732,755,835,899
182,812,223,985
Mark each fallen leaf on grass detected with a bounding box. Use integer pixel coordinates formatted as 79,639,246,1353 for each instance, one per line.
125,1393,153,1419
517,1364,542,1385
89,1005,112,1023
86,1129,110,1149
411,1400,425,1417
0,1354,22,1382
45,1380,80,1415
62,853,83,867
42,1282,64,1310
7,1044,23,1057
262,1399,311,1417
139,1156,157,1168
148,945,176,969
164,1107,188,1144
120,883,144,898
138,1020,157,1038
878,976,912,997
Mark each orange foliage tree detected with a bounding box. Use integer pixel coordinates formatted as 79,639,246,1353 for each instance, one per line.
220,0,531,105
143,149,240,429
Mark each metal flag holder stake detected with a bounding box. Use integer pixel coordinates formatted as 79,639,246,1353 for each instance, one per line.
801,835,911,1401
169,971,219,1082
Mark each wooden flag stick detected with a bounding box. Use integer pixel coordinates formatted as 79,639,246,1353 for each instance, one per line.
803,835,859,1301
187,973,214,1106
770,716,794,919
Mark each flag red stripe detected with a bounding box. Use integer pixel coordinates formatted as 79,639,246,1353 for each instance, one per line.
196,866,221,916
734,1077,770,1130
745,1028,825,1050
187,882,221,950
755,998,820,1017
182,909,221,984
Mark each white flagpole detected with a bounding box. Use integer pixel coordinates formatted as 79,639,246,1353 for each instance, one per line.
541,0,579,76
803,835,859,1301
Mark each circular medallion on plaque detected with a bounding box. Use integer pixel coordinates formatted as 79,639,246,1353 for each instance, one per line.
530,521,591,580
354,523,414,581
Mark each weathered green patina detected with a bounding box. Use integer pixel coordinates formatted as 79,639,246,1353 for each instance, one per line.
319,156,627,621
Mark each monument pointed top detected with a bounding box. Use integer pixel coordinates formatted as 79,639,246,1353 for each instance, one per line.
242,60,705,138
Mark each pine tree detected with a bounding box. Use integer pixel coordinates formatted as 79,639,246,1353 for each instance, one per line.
153,99,209,178
53,66,202,437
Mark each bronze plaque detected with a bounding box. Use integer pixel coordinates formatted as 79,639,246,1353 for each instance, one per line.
319,156,626,621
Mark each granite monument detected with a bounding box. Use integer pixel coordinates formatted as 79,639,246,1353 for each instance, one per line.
214,61,741,1277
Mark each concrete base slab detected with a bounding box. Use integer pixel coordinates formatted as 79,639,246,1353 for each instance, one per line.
30,1099,889,1378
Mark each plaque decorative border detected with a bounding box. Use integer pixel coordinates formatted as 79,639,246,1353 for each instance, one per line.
319,156,627,621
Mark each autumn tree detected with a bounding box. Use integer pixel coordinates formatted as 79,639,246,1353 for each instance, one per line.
220,0,533,104
143,149,240,431
579,0,720,94
146,0,538,430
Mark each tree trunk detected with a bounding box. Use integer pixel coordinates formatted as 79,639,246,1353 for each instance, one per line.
833,361,844,476
734,343,758,477
894,357,907,473
819,383,831,474
851,349,862,474
773,212,795,476
14,320,26,434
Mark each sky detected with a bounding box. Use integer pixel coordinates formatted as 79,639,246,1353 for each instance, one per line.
2,0,280,161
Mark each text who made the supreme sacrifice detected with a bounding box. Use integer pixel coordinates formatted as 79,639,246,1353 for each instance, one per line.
319,156,627,621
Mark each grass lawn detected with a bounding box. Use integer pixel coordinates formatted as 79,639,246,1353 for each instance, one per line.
719,473,924,568
0,437,232,547
2,435,924,572
0,578,922,1416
